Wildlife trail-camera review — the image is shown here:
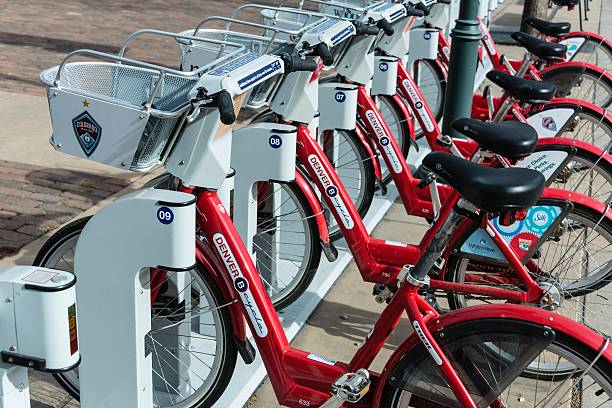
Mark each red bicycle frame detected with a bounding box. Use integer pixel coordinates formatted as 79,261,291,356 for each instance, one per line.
182,184,612,408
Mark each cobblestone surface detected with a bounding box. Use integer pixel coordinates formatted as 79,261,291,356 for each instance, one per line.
0,0,275,95
0,159,129,258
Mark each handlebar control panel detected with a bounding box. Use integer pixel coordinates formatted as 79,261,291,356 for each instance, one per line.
195,52,285,97
298,18,356,54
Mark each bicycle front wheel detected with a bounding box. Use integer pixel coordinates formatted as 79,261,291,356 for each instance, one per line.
380,317,612,407
33,217,238,408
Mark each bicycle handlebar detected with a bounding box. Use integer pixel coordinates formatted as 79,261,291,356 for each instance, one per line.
281,54,318,72
377,19,394,36
314,43,334,66
217,90,236,125
353,21,380,36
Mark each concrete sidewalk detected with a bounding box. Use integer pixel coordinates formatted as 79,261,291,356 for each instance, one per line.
0,0,607,407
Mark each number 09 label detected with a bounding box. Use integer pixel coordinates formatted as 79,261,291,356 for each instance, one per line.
157,207,174,224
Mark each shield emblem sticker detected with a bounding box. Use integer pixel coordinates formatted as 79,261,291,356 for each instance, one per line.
72,111,101,156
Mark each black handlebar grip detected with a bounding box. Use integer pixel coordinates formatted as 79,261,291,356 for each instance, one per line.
436,0,451,4
216,90,236,125
291,57,318,72
377,19,394,36
410,3,429,16
315,43,334,66
354,21,381,36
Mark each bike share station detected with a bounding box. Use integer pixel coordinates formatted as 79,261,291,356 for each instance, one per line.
0,0,502,406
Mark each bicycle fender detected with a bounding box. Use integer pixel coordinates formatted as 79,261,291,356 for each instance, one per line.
541,186,612,218
536,137,612,171
542,98,612,125
195,239,252,361
373,304,612,407
539,60,612,79
294,169,334,250
356,123,383,182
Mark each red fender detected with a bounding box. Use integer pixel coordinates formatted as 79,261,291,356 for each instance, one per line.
373,303,612,407
537,136,612,169
294,168,331,246
539,60,612,79
541,186,612,218
391,93,416,144
195,238,247,343
355,123,383,181
562,31,611,48
542,97,612,123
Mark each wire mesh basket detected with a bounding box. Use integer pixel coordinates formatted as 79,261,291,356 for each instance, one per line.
40,34,246,171
178,29,294,108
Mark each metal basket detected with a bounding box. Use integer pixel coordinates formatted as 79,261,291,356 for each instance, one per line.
178,28,295,108
40,34,246,171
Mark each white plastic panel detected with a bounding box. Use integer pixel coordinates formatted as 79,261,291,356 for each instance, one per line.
372,57,398,96
318,83,358,131
409,27,440,61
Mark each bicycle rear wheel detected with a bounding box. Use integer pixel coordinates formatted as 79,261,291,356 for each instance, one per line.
445,205,612,337
381,317,612,407
33,217,237,408
566,37,612,73
540,64,612,108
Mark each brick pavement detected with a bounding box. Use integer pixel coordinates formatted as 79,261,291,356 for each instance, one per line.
0,159,129,258
0,0,276,95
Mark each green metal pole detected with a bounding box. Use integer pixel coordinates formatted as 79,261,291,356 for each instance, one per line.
441,0,482,137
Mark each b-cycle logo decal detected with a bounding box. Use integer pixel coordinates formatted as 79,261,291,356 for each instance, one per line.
157,207,174,225
542,116,557,132
461,206,563,262
364,110,403,173
213,233,268,337
72,111,101,157
269,135,282,149
442,46,450,61
308,154,354,229
401,79,435,132
412,320,442,365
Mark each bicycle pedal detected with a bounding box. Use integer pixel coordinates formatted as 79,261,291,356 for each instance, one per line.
329,369,371,404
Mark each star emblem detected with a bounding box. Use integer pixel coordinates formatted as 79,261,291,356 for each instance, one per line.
82,99,90,108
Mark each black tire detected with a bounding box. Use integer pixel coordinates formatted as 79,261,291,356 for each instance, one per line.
564,35,612,73
529,102,612,152
320,128,376,241
540,64,612,108
251,110,376,242
547,144,612,203
444,204,612,336
380,317,612,406
373,95,413,186
33,217,238,408
264,181,322,310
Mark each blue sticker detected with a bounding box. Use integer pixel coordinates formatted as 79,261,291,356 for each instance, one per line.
157,207,174,225
525,206,558,235
326,186,338,197
379,62,389,72
335,92,346,103
492,217,524,237
269,135,282,149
